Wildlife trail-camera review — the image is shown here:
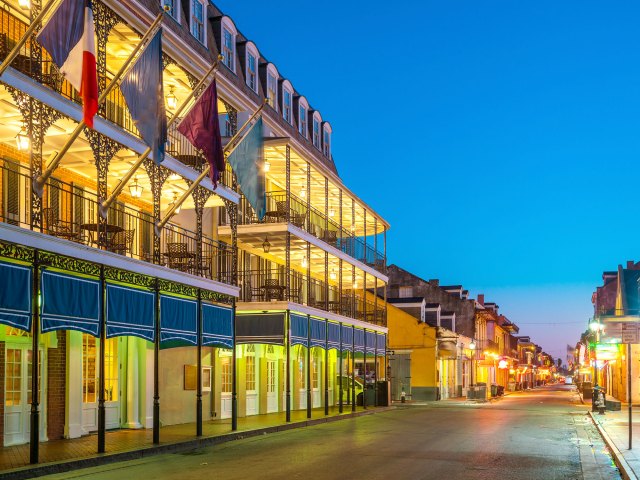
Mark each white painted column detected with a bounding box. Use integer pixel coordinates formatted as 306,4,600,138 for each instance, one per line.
124,336,142,429
65,331,83,439
144,343,154,428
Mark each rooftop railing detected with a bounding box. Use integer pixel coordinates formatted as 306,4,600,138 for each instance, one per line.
0,159,234,283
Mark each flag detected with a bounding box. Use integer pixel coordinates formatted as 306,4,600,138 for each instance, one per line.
120,30,166,164
177,80,225,187
227,117,265,220
37,0,98,128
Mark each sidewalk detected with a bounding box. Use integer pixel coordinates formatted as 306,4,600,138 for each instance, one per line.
0,405,389,479
589,405,640,480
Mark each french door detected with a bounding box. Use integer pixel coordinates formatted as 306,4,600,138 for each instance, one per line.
266,360,278,413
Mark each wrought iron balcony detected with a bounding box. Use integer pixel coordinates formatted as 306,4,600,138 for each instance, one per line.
238,267,386,327
0,159,233,283
234,191,386,272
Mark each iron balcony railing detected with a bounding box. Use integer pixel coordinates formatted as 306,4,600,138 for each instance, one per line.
237,267,386,327
0,159,233,283
0,2,230,188
232,191,386,272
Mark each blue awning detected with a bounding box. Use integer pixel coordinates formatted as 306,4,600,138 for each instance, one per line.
202,303,233,348
310,318,326,348
377,333,386,355
327,322,340,351
160,295,198,345
0,262,32,332
290,313,308,347
353,328,365,353
106,284,155,341
41,270,101,337
341,324,353,349
366,331,376,351
236,313,285,345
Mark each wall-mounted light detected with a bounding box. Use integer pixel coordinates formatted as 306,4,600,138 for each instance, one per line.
299,187,306,199
166,85,177,110
18,0,30,9
301,256,308,268
129,177,143,198
169,192,181,214
15,125,30,151
263,160,270,172
262,236,271,253
330,269,337,281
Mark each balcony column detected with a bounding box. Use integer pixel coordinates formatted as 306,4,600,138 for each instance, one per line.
306,161,310,233
363,209,367,264
191,183,212,277
285,145,290,222
222,198,238,430
351,265,356,321
351,325,356,412
324,176,329,311
363,272,367,322
383,229,387,325
144,160,170,263
339,322,343,413
363,329,367,410
324,319,329,416
306,315,311,419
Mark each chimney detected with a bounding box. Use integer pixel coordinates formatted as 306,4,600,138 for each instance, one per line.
628,260,634,269
477,294,484,305
429,279,439,287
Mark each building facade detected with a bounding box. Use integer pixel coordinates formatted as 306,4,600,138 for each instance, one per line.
0,0,388,460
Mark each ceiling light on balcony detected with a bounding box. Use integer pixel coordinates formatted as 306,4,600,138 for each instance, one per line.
328,207,335,217
129,177,143,198
330,269,337,281
262,236,271,253
169,192,181,215
15,125,30,151
350,223,356,233
299,187,306,199
166,85,178,110
168,172,181,181
18,0,30,9
263,160,270,172
353,279,359,289
301,256,308,268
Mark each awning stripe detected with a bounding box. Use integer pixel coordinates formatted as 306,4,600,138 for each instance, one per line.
376,333,386,356
310,318,326,348
202,303,233,348
365,331,376,351
341,324,353,348
353,328,365,353
327,322,340,350
0,262,32,332
106,283,155,341
41,270,101,337
160,295,198,345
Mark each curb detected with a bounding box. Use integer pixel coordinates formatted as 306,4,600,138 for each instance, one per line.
0,407,394,480
588,411,637,480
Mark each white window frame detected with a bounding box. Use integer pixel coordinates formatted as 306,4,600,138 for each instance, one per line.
221,17,237,73
161,0,179,21
322,122,332,157
266,63,279,110
190,0,206,44
298,97,308,138
312,112,322,149
282,80,293,125
245,42,259,93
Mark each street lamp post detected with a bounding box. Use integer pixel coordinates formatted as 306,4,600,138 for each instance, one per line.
589,318,604,388
469,341,476,388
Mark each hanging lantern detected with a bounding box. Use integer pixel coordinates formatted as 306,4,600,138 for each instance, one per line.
166,85,177,110
263,160,270,172
15,126,30,151
299,186,306,199
330,269,337,281
301,256,308,268
329,207,335,217
129,178,143,198
262,236,271,253
18,0,30,9
169,193,181,214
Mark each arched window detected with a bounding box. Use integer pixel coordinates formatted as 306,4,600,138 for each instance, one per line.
190,0,206,44
221,16,237,72
298,96,309,138
266,63,279,110
312,111,322,149
322,122,332,158
245,42,259,92
282,80,293,125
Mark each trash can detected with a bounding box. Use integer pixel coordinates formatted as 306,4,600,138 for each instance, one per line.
497,385,505,396
376,381,390,406
490,384,498,397
365,383,376,406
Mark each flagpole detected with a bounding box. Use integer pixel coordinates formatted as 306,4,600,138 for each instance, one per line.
0,0,58,77
33,11,165,197
154,100,267,236
98,56,223,218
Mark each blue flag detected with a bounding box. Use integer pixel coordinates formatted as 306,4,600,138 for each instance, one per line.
227,117,265,220
120,30,166,164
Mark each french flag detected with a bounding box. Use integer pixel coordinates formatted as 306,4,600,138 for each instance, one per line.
37,0,98,128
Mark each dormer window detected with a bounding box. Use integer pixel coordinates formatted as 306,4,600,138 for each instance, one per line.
246,43,259,93
265,64,279,109
298,105,307,137
283,87,292,124
322,124,331,157
161,0,178,20
221,18,237,72
190,0,205,44
312,117,320,148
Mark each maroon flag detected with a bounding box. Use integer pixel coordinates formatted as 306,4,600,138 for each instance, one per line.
177,79,225,187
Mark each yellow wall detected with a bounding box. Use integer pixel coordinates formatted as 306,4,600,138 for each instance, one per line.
387,303,437,389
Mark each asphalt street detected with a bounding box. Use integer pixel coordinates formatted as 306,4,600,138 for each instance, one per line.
45,385,621,480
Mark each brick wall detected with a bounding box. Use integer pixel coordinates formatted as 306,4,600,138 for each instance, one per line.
47,331,66,441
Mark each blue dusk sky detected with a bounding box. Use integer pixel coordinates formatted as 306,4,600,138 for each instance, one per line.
213,0,640,361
